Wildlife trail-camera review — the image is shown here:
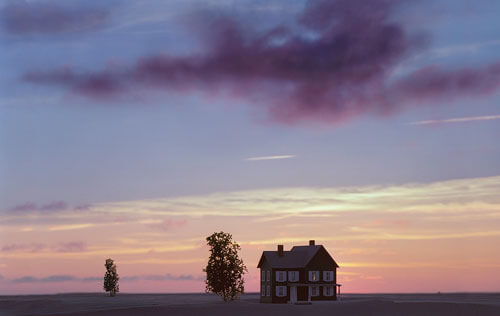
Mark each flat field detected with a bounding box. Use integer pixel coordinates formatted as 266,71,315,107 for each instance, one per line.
1,292,499,316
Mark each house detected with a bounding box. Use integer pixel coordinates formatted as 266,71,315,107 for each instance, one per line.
257,240,340,303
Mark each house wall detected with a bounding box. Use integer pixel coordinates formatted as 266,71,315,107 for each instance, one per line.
269,267,338,302
305,247,338,301
259,260,272,303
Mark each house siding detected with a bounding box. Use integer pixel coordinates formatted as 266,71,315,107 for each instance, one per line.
259,259,272,303
305,247,338,301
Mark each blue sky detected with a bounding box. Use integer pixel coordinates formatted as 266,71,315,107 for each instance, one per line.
1,0,499,208
1,0,500,294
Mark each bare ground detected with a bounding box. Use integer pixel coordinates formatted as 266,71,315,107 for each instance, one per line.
1,293,499,316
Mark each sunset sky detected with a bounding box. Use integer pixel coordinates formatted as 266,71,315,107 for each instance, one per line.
1,0,500,295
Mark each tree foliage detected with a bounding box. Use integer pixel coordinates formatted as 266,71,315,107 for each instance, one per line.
104,258,119,296
204,231,247,301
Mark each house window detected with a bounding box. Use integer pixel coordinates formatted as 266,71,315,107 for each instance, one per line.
261,285,265,296
288,271,299,282
276,286,287,297
323,271,334,281
261,270,265,282
267,270,270,282
266,285,271,297
323,286,334,296
276,271,287,282
309,271,319,281
311,286,319,296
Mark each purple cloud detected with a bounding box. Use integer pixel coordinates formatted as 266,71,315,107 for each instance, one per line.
54,242,87,253
129,274,203,281
0,0,110,35
21,0,500,124
1,242,87,253
82,276,101,282
9,202,38,212
8,274,202,283
74,204,93,211
146,273,202,281
1,243,46,253
40,275,76,282
146,219,188,231
12,276,38,283
7,200,90,213
40,200,68,211
11,275,76,283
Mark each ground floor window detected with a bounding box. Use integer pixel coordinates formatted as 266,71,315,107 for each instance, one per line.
266,285,271,297
311,286,319,296
276,286,287,297
261,285,265,296
323,286,334,296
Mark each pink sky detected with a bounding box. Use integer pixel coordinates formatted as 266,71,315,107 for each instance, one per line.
1,175,499,294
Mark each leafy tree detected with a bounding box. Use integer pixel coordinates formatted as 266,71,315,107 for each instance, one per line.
104,258,119,296
204,231,247,301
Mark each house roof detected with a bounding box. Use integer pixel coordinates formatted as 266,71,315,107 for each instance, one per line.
257,244,339,268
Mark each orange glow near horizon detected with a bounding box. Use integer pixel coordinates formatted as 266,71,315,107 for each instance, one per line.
1,175,500,294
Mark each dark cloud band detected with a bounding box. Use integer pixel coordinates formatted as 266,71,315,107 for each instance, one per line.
21,0,500,125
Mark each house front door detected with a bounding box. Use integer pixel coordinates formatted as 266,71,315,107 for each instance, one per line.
297,286,308,301
289,286,297,303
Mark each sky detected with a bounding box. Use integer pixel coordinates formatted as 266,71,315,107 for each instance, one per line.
0,0,499,295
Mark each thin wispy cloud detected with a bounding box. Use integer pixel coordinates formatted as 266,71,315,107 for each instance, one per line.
410,114,500,126
5,274,203,283
245,155,296,161
48,223,95,231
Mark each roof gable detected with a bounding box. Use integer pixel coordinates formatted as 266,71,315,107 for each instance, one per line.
305,245,339,268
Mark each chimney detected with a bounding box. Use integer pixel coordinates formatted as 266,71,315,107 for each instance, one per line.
309,240,315,246
277,245,284,256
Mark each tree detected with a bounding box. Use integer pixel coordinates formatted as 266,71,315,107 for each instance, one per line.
104,258,119,296
204,231,247,301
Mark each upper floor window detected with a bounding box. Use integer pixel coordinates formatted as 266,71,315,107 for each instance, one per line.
310,286,319,296
323,271,334,281
309,271,319,281
276,270,287,282
276,285,287,297
288,271,299,282
261,270,266,282
267,270,270,282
